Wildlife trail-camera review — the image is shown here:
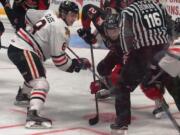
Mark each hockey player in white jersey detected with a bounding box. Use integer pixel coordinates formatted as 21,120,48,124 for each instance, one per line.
7,0,91,129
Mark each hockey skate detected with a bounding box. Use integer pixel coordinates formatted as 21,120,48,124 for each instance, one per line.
25,109,52,129
110,123,128,135
153,99,169,119
14,87,30,106
96,89,111,100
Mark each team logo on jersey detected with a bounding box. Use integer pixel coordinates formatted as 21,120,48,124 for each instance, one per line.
62,42,67,51
65,27,70,37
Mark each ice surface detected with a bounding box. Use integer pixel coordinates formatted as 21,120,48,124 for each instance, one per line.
0,26,180,135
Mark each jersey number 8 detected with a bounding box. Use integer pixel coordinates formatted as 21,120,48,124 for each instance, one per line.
32,19,46,34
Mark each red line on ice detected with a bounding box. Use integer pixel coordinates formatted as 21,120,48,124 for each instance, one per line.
29,127,110,135
0,124,24,129
9,108,26,114
99,100,175,110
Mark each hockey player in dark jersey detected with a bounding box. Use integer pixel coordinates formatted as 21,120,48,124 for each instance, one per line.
0,0,50,31
90,14,124,98
110,0,173,134
77,3,169,120
77,4,123,99
77,4,108,46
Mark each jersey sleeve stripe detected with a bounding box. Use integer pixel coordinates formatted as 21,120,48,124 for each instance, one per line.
52,55,68,66
17,29,45,60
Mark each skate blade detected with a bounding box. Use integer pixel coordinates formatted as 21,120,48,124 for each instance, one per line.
154,111,166,119
96,90,112,100
14,101,29,107
25,121,52,129
111,129,128,135
97,96,114,101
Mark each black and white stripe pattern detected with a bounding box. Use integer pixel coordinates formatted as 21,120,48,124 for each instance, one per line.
119,1,168,53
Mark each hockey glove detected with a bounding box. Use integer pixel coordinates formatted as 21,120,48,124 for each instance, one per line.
67,58,91,73
78,58,91,70
77,28,97,45
140,84,163,100
175,17,180,33
90,80,102,94
90,80,108,94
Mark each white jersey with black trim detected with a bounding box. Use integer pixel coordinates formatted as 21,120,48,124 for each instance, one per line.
159,37,180,77
25,9,46,27
10,9,72,71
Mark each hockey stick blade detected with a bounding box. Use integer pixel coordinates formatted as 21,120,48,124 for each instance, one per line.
89,93,99,125
89,115,99,125
89,44,100,125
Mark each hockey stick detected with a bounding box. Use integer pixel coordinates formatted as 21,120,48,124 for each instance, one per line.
148,70,164,85
146,70,180,132
89,58,180,130
67,46,99,125
67,46,110,88
67,46,180,130
88,44,99,125
161,98,180,133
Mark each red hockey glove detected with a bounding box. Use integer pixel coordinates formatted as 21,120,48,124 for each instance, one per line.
90,80,102,94
140,84,163,100
77,28,97,45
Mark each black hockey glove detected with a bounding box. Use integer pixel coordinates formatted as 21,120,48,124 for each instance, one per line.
175,17,180,33
67,58,91,73
77,28,97,45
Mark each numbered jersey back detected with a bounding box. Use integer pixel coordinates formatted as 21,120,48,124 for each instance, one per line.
120,1,168,50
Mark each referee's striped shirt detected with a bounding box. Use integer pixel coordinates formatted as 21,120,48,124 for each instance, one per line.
119,1,169,53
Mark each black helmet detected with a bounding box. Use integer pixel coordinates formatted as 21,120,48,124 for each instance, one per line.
104,14,120,29
59,0,79,14
100,0,111,9
119,0,141,8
